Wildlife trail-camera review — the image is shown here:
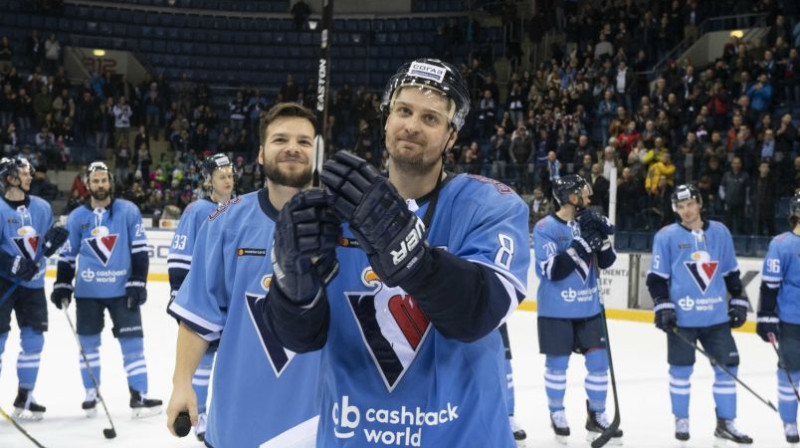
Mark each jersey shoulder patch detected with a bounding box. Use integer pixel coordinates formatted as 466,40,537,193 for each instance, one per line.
208,196,242,221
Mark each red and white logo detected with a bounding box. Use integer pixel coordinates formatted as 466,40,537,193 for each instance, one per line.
683,251,718,294
85,234,119,266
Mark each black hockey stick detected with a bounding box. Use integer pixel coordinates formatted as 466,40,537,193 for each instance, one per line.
769,333,800,402
590,257,621,448
0,405,47,447
671,327,777,412
312,0,334,187
62,306,118,438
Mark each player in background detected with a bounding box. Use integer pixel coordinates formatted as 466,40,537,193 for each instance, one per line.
499,323,527,444
52,161,162,418
0,157,68,419
262,58,530,447
533,174,621,444
757,192,800,445
166,153,234,441
647,184,752,445
166,103,324,448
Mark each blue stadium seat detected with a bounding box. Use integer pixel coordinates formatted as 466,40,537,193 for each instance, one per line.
629,233,651,252
613,232,631,251
732,235,750,256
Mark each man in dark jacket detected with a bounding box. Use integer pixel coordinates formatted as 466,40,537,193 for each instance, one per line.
752,161,777,236
720,156,750,234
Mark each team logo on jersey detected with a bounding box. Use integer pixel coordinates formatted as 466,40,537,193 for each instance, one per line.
345,268,431,392
683,251,718,294
84,234,119,266
243,292,296,377
13,226,39,260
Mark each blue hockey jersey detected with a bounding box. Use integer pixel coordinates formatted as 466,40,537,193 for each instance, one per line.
58,200,148,299
168,189,320,448
167,198,219,293
761,232,800,325
649,221,738,328
316,174,529,448
0,196,54,289
533,214,609,318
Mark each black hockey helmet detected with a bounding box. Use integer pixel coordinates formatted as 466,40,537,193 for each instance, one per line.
552,174,592,206
380,58,471,131
671,184,702,212
200,153,233,182
0,156,34,191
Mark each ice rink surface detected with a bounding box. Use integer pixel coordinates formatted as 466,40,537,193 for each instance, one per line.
0,280,792,447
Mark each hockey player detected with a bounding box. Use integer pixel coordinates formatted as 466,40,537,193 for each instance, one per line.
647,184,752,444
500,323,527,444
166,103,323,447
166,153,234,441
0,157,68,420
757,192,800,445
533,174,622,444
262,58,530,447
52,161,162,418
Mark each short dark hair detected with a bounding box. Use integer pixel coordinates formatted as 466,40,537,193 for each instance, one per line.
259,102,317,145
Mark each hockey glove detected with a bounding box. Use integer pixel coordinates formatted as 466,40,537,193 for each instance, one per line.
756,312,780,342
50,283,73,309
126,281,148,310
321,150,427,287
42,226,69,257
578,209,615,239
8,255,38,281
272,189,341,306
728,297,749,329
653,298,677,332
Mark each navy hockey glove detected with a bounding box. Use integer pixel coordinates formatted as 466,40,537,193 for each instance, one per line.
578,209,615,238
126,281,148,310
756,312,780,342
50,283,73,309
8,255,38,281
272,189,341,306
728,297,749,329
42,226,69,257
653,298,677,332
321,150,427,287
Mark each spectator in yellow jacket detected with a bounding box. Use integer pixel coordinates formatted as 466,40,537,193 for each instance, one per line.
645,152,676,194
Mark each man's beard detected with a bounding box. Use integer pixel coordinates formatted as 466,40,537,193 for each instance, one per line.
91,189,109,201
264,162,312,188
388,145,442,176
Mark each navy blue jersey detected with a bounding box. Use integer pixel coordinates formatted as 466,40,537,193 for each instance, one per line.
0,196,54,288
169,190,320,448
316,174,529,447
649,222,738,327
58,200,148,299
761,232,800,325
167,198,219,293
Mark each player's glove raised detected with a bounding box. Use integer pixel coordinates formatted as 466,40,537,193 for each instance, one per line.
653,297,677,332
728,297,749,329
578,209,615,239
321,150,427,287
42,226,69,257
126,281,148,310
50,283,73,309
756,311,780,342
272,189,341,306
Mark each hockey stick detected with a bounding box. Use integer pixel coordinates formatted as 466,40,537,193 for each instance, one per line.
670,327,777,412
0,405,47,447
768,333,800,402
312,0,334,188
62,305,117,439
590,256,621,448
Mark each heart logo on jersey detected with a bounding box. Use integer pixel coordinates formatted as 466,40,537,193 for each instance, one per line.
684,256,718,294
13,236,39,260
85,234,118,266
244,292,296,377
346,284,431,392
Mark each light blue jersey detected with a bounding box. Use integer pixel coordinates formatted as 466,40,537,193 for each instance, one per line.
761,232,800,325
167,198,218,293
58,200,148,299
317,174,529,447
168,189,320,448
0,196,53,288
649,221,738,328
533,214,603,319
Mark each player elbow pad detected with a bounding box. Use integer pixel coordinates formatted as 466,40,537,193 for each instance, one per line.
261,282,330,353
402,249,521,342
723,270,743,298
646,273,670,303
130,251,150,283
758,282,779,314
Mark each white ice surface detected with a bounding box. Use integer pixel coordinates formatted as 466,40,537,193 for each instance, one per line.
0,280,791,447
